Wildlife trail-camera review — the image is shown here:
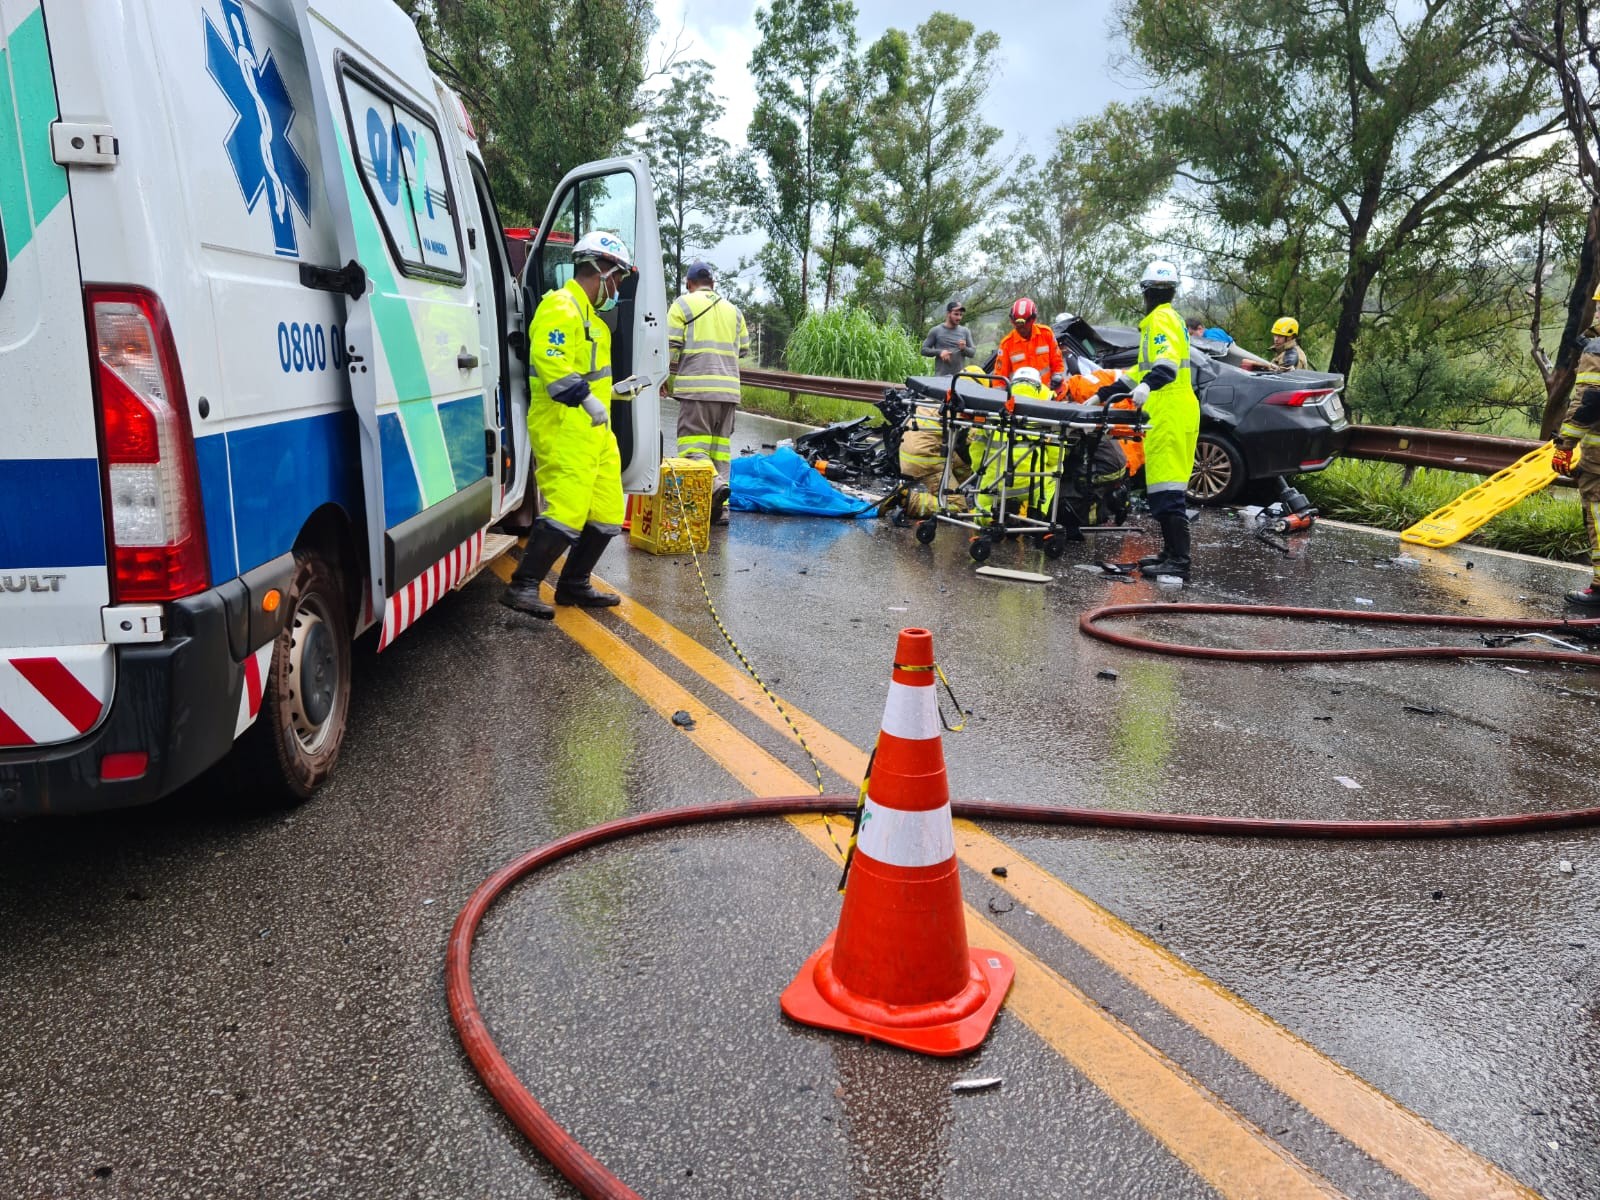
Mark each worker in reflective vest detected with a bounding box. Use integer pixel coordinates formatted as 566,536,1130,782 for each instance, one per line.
1102,260,1200,579
501,231,633,618
993,297,1065,392
666,260,749,524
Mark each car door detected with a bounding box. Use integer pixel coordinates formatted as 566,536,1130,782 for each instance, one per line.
524,156,665,495
291,0,492,624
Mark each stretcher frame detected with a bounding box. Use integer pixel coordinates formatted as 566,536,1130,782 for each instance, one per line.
902,373,1147,563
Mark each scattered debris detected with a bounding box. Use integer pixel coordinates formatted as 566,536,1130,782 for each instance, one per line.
1353,597,1375,606
976,566,1053,584
1334,776,1362,790
986,897,1015,915
1096,668,1120,681
990,866,1009,878
671,710,697,730
1560,861,1574,875
1502,666,1530,675
1312,715,1332,721
422,899,435,906
1466,561,1474,569
1403,704,1441,716
1432,889,1445,900
951,1077,1002,1093
1155,574,1185,588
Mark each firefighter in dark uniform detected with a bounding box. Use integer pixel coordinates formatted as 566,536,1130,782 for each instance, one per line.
1554,311,1600,607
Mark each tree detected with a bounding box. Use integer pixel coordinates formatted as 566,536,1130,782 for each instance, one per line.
1508,2,1600,436
983,122,1148,325
1104,0,1564,380
642,62,736,287
402,0,658,223
735,0,860,326
850,14,1003,331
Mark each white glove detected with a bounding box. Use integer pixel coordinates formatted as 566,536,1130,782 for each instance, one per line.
1128,382,1151,409
580,393,608,427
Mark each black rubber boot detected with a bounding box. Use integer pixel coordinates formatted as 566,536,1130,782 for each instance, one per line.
499,524,571,618
1138,512,1192,579
1566,584,1600,608
555,526,621,607
710,482,731,526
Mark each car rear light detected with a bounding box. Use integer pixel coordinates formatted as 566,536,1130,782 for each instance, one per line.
100,751,149,782
1265,388,1335,407
86,286,209,603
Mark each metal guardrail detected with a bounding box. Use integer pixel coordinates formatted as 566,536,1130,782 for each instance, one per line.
742,368,1542,478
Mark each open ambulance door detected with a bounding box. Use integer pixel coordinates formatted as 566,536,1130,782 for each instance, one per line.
523,157,666,496
292,0,494,643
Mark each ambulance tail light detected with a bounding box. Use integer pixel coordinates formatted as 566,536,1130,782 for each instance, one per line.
86,287,209,604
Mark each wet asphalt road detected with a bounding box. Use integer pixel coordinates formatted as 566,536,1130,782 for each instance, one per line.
2,414,1598,1199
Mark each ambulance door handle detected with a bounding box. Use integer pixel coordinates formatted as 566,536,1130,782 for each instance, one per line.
457,348,480,371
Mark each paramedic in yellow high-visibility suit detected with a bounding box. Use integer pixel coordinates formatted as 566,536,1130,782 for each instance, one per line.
1101,259,1201,580
501,231,634,618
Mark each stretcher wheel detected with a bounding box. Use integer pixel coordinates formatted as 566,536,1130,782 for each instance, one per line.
969,536,992,563
915,519,937,544
1041,534,1066,560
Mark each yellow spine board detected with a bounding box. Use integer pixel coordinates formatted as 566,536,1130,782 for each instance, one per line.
629,457,716,555
1399,442,1569,548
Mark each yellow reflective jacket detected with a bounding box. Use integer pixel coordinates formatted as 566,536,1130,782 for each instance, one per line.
668,289,750,403
529,279,613,413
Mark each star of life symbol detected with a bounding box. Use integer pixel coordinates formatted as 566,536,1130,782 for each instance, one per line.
548,330,566,346
204,0,311,258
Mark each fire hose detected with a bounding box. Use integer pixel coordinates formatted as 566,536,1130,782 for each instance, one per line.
449,744,1600,1199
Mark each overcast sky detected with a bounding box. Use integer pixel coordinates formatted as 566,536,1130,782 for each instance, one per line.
645,0,1133,290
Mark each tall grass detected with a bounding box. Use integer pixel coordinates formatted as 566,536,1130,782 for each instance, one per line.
785,307,924,382
1300,459,1587,561
739,385,879,427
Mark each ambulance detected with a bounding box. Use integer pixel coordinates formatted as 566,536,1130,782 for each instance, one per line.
0,0,666,812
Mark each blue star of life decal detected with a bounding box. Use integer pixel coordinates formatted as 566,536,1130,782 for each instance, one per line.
548,330,566,346
204,0,311,258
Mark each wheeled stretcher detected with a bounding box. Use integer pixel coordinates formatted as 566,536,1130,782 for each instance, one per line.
900,373,1148,562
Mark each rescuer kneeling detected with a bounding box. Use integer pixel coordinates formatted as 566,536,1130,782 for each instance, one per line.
502,231,635,618
1100,261,1201,579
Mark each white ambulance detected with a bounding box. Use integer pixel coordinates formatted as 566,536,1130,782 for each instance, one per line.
0,0,666,811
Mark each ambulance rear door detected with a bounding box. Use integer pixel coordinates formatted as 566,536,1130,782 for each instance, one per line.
0,0,115,750
290,0,493,639
525,156,666,495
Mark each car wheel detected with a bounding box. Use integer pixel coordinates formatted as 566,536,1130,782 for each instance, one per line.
1188,432,1246,506
235,551,352,804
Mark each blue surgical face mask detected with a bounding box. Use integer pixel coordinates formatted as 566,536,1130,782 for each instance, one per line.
596,269,620,313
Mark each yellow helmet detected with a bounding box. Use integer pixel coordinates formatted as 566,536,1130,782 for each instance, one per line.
1271,317,1299,338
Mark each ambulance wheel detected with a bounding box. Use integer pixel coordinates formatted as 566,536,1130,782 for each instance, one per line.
243,552,352,803
916,519,937,544
969,536,992,563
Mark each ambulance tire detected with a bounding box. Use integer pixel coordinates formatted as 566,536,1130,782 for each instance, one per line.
240,552,352,804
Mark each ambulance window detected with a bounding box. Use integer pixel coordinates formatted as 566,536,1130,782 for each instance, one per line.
535,172,636,297
340,67,465,283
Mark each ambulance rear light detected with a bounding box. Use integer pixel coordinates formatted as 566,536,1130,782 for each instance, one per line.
1265,388,1335,408
86,287,209,604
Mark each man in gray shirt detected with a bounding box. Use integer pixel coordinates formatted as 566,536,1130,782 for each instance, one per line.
922,300,974,376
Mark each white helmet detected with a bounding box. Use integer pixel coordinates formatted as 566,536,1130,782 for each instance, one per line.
1139,259,1180,288
571,230,633,271
1012,366,1043,389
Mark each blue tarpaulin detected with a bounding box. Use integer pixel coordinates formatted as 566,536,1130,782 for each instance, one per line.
729,448,877,518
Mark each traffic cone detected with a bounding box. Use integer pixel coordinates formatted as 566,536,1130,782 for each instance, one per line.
781,628,1014,1056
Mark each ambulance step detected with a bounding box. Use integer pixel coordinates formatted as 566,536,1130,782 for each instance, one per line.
460,533,520,587
1400,441,1565,549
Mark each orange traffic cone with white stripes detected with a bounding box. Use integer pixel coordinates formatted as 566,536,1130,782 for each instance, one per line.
781,627,1014,1056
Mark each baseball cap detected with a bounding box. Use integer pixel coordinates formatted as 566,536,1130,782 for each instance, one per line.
686,260,715,282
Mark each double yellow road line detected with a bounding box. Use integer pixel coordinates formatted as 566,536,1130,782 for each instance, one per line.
488,555,1538,1200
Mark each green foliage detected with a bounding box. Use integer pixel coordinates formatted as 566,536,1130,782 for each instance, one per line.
740,385,879,426
402,0,655,224
849,13,1003,330
1299,459,1587,561
642,63,737,287
1107,0,1565,378
735,0,860,325
785,307,924,381
1343,338,1505,428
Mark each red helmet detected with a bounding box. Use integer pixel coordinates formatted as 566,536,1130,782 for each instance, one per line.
1010,297,1037,323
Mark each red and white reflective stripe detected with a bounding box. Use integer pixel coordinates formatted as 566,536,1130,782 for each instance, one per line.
879,679,940,741
0,649,113,747
233,641,275,738
378,528,484,651
855,796,955,867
